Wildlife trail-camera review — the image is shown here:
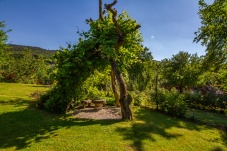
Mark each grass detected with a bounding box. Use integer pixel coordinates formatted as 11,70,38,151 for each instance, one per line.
186,108,227,127
0,83,226,151
0,83,50,101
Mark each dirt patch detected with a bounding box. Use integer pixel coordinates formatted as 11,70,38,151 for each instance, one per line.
73,106,122,120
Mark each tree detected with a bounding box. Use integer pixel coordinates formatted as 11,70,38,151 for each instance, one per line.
127,47,154,91
102,1,142,120
161,51,201,93
194,0,227,65
0,21,11,79
40,0,142,120
0,21,11,50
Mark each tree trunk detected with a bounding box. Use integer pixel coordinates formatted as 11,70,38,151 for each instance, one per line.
110,58,133,120
100,0,137,120
155,74,158,110
110,68,120,107
179,81,183,94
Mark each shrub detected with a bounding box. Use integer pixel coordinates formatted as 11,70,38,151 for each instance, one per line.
184,91,203,109
38,84,78,114
150,88,168,110
106,97,115,106
201,92,217,108
216,94,227,114
131,90,150,106
159,89,188,117
86,87,106,100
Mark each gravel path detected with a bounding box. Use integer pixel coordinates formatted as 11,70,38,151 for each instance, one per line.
73,106,122,120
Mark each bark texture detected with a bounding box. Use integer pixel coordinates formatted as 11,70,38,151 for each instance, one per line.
110,59,133,120
110,69,120,107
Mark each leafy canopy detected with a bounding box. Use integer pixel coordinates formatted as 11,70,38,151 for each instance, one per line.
194,0,227,64
161,51,201,93
41,10,143,113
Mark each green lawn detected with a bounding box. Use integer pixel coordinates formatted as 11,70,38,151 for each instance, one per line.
0,83,226,151
186,108,227,127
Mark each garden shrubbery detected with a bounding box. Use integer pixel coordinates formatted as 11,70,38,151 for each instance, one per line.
106,97,115,106
131,90,151,106
184,90,227,114
157,89,188,117
148,88,187,117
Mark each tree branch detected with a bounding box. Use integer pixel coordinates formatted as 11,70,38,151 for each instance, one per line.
104,0,125,54
104,0,123,36
99,0,104,21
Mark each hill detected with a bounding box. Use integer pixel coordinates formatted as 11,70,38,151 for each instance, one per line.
7,44,58,58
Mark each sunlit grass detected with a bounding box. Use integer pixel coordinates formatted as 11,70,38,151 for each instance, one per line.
0,83,226,151
0,83,49,101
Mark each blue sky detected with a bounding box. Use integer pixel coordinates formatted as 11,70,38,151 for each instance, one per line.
0,0,214,60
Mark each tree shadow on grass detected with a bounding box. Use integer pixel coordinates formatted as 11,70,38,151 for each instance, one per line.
31,85,50,88
0,98,31,106
0,99,120,150
220,130,227,147
1,99,226,151
116,107,225,151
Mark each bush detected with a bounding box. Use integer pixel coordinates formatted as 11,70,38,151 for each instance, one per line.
201,92,217,108
37,84,78,114
159,89,188,117
216,94,227,114
131,90,150,106
184,90,227,114
184,91,203,109
86,87,106,100
150,88,168,110
106,97,115,106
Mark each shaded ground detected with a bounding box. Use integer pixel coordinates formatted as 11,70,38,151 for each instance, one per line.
73,106,121,120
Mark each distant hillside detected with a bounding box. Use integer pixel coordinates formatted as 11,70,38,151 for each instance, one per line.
7,44,58,58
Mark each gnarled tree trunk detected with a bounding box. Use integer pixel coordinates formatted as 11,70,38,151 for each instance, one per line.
110,59,133,120
99,0,138,120
110,68,120,107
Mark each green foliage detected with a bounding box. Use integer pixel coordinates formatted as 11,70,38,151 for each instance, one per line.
41,10,143,113
150,88,167,108
184,91,203,108
8,44,57,58
184,90,227,114
105,97,115,106
82,69,112,100
0,49,54,84
0,21,11,50
127,47,156,107
41,44,109,113
0,21,11,78
201,92,217,109
161,51,202,93
201,92,227,112
196,0,227,90
194,0,227,65
156,88,188,117
131,90,151,106
1,84,226,151
85,87,106,100
127,47,154,92
0,22,55,84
